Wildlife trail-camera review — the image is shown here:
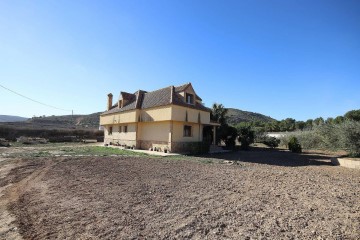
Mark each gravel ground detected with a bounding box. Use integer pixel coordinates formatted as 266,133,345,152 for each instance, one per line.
0,148,359,239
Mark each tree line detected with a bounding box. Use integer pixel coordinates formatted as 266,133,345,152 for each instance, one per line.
234,109,360,132
211,103,360,156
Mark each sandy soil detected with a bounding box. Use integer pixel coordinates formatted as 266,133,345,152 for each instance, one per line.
0,147,359,239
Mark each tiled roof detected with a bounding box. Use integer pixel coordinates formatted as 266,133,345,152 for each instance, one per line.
101,83,211,115
140,86,172,109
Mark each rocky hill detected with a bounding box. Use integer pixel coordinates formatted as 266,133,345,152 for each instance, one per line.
0,115,28,122
27,112,101,129
226,108,275,125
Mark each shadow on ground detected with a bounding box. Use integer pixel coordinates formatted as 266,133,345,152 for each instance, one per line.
203,147,335,167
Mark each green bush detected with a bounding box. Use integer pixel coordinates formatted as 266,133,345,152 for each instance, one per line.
237,126,255,150
283,121,360,156
288,136,302,153
217,124,238,149
262,136,280,148
295,131,323,150
340,121,360,157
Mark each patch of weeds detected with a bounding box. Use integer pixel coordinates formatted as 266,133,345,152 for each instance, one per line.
61,146,148,156
166,155,190,161
32,151,51,158
200,159,214,164
60,148,74,152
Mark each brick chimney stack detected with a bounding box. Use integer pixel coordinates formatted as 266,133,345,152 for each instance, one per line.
107,93,113,111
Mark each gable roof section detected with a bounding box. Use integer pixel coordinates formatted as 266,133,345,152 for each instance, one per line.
175,83,202,101
101,83,210,115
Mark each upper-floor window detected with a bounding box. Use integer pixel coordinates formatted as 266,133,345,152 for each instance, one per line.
109,126,113,135
186,93,194,104
124,126,128,133
119,126,122,133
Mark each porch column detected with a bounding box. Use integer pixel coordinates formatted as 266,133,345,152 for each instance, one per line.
213,126,216,145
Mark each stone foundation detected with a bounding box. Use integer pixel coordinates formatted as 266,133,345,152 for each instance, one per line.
169,142,188,153
104,138,137,148
139,140,169,151
104,137,209,153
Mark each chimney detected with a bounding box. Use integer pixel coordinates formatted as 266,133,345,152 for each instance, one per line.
170,86,174,103
107,93,113,111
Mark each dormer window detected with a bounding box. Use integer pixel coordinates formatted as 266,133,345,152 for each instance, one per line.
186,93,194,105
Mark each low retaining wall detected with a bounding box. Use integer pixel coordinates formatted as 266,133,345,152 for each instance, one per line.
331,158,360,170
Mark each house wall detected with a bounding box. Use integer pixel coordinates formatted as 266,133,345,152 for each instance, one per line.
172,122,201,142
104,123,137,146
100,110,138,125
171,105,210,124
170,122,206,153
140,106,172,122
137,121,170,150
138,122,170,141
100,105,209,125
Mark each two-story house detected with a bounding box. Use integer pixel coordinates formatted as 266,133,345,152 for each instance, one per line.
99,83,219,153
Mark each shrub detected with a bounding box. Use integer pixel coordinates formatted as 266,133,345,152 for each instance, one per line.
295,130,323,150
217,124,237,149
276,120,359,156
237,126,255,150
288,136,302,153
340,120,360,157
262,136,280,148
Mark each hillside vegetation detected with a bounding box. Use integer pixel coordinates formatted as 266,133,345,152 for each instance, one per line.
0,112,102,140
28,112,101,129
226,108,275,125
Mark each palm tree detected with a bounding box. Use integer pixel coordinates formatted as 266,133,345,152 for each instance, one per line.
211,103,228,125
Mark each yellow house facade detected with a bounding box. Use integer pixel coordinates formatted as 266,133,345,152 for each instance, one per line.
99,83,219,153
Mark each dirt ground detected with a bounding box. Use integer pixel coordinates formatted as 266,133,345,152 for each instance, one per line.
0,146,359,239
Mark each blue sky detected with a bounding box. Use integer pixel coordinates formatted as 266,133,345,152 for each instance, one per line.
0,0,359,121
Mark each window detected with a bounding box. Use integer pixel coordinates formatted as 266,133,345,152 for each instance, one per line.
124,126,128,133
118,126,122,133
186,93,194,104
109,126,113,135
184,125,192,137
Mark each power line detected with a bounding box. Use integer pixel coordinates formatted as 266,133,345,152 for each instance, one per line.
0,83,72,112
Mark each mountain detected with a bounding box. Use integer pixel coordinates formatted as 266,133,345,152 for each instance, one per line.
0,112,101,130
0,115,28,122
226,108,276,125
27,112,101,129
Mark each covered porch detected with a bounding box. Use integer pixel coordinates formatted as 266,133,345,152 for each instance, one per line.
202,121,221,145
